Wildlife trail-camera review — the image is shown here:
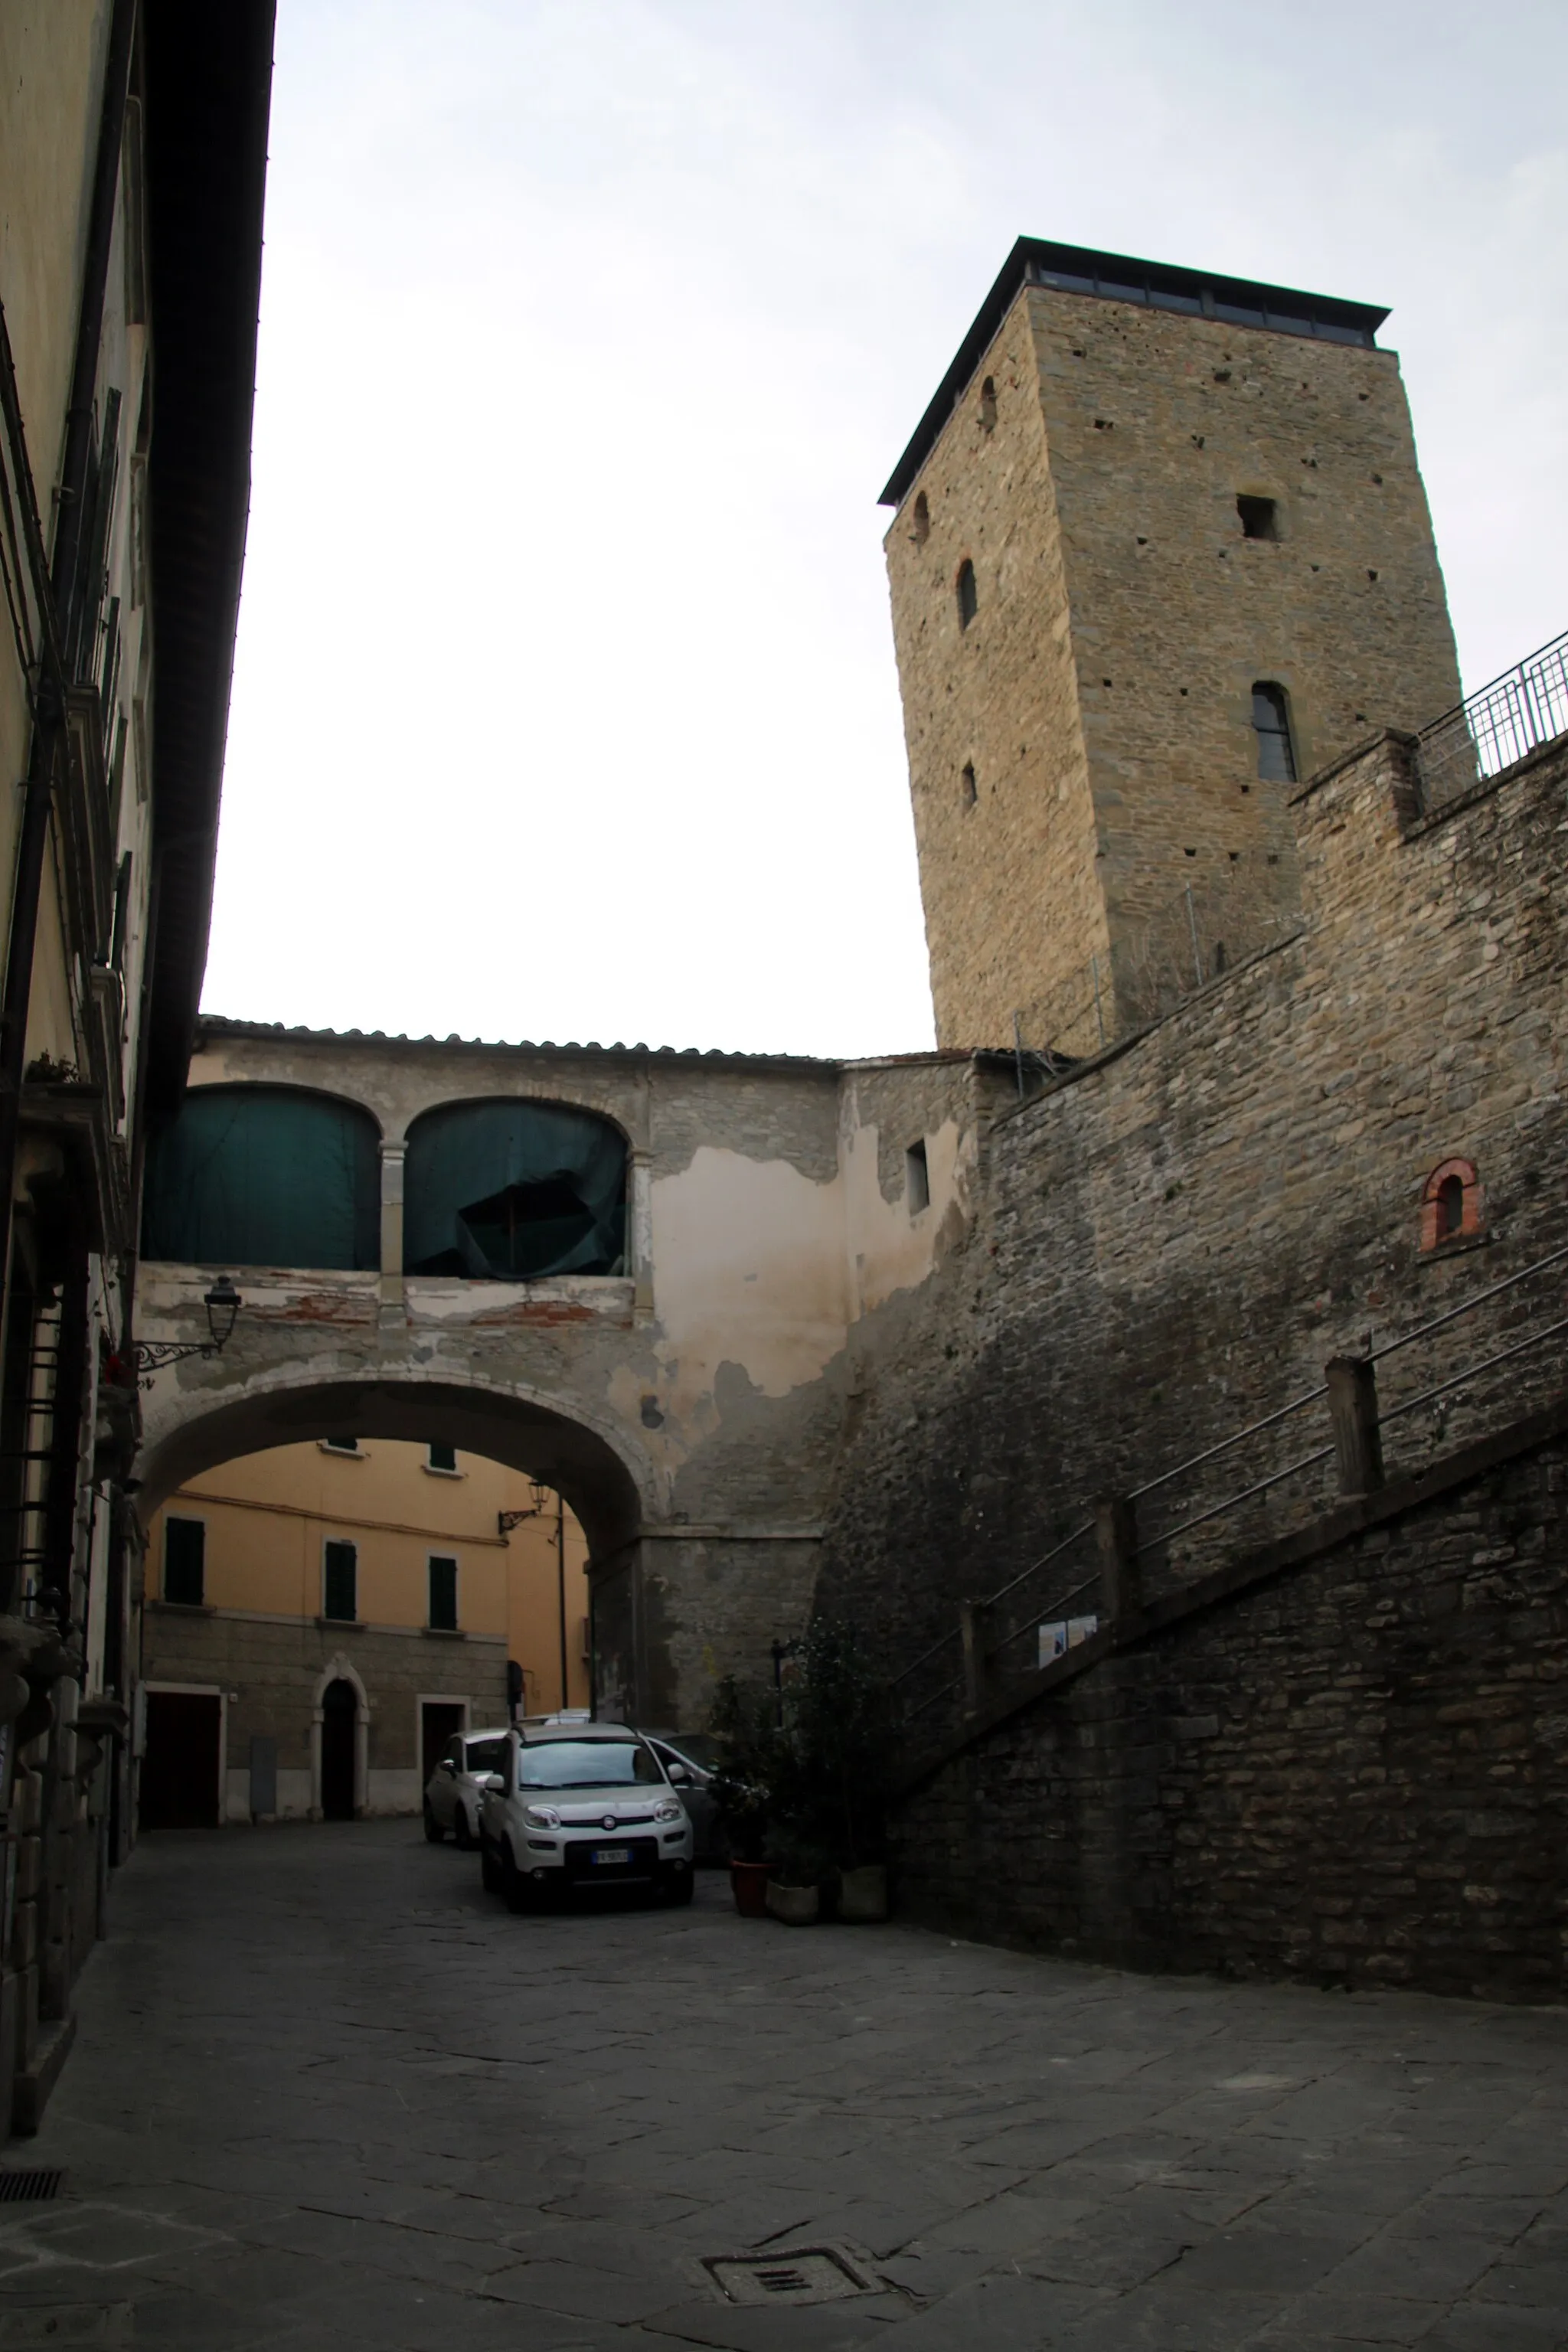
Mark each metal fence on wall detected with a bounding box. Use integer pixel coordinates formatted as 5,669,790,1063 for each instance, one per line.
1412,630,1568,818
893,1240,1568,1756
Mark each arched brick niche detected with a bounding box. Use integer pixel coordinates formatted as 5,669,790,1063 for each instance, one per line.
1420,1158,1482,1252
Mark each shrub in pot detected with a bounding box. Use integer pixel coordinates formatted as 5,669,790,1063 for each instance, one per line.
778,1616,898,1910
708,1674,785,1914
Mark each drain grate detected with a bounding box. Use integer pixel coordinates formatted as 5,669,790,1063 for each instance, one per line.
704,2244,880,2308
0,2167,64,2203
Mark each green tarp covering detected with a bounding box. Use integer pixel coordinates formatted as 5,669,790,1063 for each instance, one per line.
403,1099,626,1279
142,1086,381,1270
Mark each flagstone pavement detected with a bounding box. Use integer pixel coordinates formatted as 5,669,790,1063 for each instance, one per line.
2,1821,1566,2349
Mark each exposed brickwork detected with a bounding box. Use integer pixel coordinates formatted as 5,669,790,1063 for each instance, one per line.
889,1421,1568,2002
886,283,1463,1048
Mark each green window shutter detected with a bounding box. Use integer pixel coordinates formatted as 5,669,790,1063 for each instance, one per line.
323,1541,357,1622
164,1517,204,1606
428,1557,458,1631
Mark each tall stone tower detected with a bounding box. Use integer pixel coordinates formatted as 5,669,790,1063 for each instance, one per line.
882,238,1462,1051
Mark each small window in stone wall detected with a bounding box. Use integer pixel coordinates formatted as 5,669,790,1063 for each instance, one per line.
956,559,978,630
961,761,977,809
911,490,929,545
979,376,998,432
1421,1158,1482,1252
906,1140,929,1215
1237,494,1279,541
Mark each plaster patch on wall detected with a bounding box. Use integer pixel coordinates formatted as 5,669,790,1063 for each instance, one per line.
647,1146,851,1407
844,1117,974,1318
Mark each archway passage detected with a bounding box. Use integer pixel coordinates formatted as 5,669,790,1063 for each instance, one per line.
139,1419,600,1826
320,1681,358,1820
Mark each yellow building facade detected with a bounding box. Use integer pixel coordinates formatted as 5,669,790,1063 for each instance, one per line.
142,1442,589,1826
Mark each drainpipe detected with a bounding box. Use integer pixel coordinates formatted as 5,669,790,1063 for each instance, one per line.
0,0,138,1381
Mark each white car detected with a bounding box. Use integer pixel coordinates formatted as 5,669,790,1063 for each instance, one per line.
423,1727,510,1848
478,1723,694,1910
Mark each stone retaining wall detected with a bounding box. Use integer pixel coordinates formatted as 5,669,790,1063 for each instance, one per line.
890,1408,1568,2001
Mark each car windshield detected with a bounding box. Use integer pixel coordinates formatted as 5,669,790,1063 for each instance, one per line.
517,1740,661,1788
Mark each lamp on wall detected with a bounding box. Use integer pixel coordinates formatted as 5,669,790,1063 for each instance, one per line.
498,1477,571,1715
130,1275,244,1385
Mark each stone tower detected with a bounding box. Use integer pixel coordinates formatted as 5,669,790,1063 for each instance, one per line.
881,238,1462,1052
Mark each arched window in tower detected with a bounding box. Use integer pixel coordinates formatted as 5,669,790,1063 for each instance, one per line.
1420,1158,1481,1252
1250,681,1296,782
911,490,929,545
979,376,998,432
956,559,978,630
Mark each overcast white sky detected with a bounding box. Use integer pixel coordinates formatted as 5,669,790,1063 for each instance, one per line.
202,0,1568,1058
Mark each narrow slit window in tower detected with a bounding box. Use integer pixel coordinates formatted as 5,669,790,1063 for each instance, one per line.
956,559,978,629
906,1140,929,1215
1251,681,1297,782
961,761,977,808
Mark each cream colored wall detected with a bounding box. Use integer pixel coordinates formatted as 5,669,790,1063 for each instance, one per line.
502,1504,591,1716
149,1441,589,1700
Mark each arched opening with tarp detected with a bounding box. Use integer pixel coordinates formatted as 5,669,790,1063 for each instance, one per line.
141,1085,381,1271
403,1098,626,1280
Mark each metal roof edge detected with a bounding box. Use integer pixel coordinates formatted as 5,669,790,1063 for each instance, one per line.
878,235,1390,511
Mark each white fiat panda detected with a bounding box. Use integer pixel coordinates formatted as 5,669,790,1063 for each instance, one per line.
478,1721,694,1910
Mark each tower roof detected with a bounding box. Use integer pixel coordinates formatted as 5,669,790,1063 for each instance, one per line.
879,237,1390,511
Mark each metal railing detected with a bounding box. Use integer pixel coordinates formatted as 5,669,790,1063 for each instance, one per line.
1412,629,1568,816
892,1238,1568,1751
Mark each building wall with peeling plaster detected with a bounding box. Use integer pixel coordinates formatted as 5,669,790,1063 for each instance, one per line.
134,1027,1002,1727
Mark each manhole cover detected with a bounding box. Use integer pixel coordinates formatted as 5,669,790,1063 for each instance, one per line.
704,2244,880,2307
0,2171,64,2204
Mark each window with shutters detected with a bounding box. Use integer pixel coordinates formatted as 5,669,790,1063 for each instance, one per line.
322,1540,358,1622
428,1556,459,1632
163,1517,205,1607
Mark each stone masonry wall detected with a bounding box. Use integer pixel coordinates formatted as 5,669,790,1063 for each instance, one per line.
818,731,1568,1723
888,1413,1568,2003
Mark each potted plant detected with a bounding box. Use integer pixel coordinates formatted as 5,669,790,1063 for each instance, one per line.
708,1674,783,1917
764,1830,832,1925
778,1616,897,1922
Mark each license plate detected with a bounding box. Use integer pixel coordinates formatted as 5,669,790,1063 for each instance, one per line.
590,1847,630,1867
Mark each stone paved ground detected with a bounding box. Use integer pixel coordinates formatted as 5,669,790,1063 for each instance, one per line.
2,1824,1567,2350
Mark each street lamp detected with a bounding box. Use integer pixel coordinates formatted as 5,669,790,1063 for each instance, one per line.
497,1477,570,1715
129,1276,243,1387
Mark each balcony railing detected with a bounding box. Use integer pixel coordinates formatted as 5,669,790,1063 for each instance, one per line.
1412,629,1568,816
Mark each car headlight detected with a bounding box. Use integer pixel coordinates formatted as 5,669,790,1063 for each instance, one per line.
524,1804,561,1829
654,1798,684,1823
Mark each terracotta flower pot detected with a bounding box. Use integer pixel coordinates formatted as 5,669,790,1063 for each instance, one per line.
730,1858,771,1918
766,1880,821,1926
837,1864,889,1922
